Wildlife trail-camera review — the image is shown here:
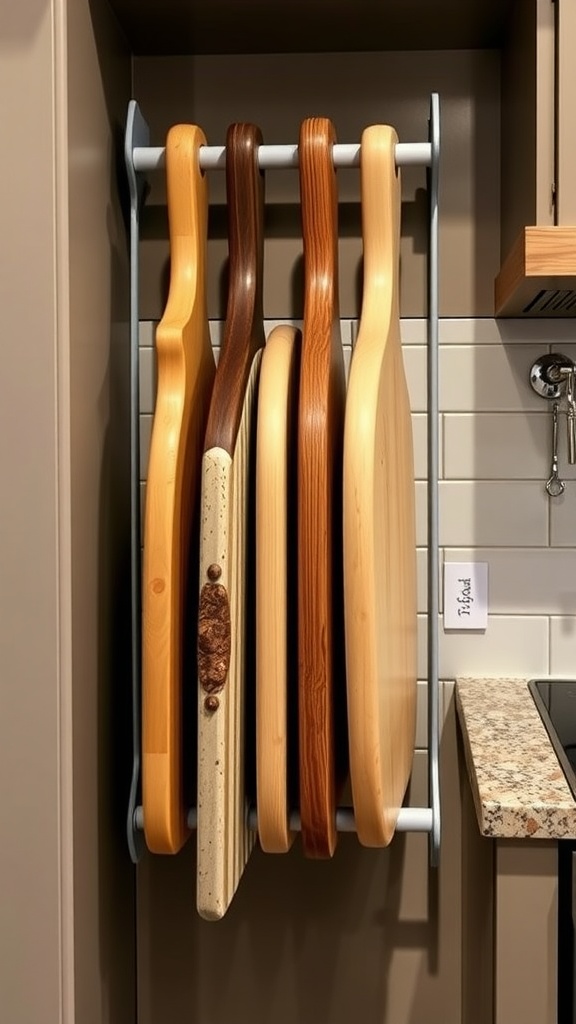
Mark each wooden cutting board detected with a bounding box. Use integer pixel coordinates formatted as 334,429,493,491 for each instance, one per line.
297,118,348,859
142,124,215,855
197,123,266,920
256,324,301,854
343,124,417,848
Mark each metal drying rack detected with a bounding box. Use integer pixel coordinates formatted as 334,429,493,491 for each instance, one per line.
124,95,441,867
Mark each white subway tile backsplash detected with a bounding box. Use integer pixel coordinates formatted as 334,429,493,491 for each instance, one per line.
415,548,443,615
139,346,157,416
440,345,545,412
445,548,576,616
418,614,550,680
401,318,571,347
208,320,224,347
400,320,426,346
403,345,427,412
399,344,547,417
416,481,548,547
550,486,576,546
343,346,352,378
138,316,576,683
415,680,428,748
443,412,559,480
551,342,576,363
441,318,572,346
139,320,156,347
442,481,548,546
436,319,509,346
140,414,152,481
416,548,427,614
550,617,576,677
412,413,425,479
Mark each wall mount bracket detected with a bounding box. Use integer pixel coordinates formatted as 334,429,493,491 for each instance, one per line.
124,95,441,868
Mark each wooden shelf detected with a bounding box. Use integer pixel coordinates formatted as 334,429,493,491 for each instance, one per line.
495,226,576,317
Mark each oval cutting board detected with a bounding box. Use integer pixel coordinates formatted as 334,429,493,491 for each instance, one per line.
256,324,301,854
297,118,348,860
197,123,266,920
142,124,215,855
343,125,417,847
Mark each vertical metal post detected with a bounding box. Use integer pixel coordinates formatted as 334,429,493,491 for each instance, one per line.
427,93,441,867
124,101,149,863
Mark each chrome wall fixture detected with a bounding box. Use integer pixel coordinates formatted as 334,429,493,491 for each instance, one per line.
124,96,442,868
530,352,576,498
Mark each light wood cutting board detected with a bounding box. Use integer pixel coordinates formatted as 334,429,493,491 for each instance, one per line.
197,123,266,920
343,125,417,847
297,118,348,860
142,124,215,855
256,324,301,854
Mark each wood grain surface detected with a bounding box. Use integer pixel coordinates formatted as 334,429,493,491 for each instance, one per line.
197,123,265,919
256,324,301,854
495,225,576,316
142,124,216,855
197,354,261,920
343,125,417,847
203,123,266,454
297,118,348,859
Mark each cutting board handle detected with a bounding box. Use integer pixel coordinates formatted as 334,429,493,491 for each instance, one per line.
203,123,266,455
142,124,215,854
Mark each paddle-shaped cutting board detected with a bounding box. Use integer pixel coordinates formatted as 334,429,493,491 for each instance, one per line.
142,124,215,855
298,118,348,860
197,123,265,920
343,125,417,847
256,324,301,854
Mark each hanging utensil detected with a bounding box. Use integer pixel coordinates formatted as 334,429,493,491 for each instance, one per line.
546,401,566,497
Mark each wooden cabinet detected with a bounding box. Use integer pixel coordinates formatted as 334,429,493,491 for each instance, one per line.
496,0,576,316
556,0,576,225
494,843,558,1024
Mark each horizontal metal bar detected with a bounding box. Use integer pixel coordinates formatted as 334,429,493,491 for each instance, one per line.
134,804,433,835
133,141,431,173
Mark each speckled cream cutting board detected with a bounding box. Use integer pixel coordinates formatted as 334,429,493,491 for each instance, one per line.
196,123,265,920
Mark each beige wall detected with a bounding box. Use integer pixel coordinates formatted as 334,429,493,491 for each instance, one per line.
0,0,135,1020
65,0,135,1020
0,2,64,1019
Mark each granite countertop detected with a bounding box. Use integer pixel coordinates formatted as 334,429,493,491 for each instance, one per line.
455,677,576,839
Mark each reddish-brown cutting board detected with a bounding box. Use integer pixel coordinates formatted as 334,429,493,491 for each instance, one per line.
297,118,347,859
256,324,301,854
343,125,417,847
197,123,266,920
142,124,215,855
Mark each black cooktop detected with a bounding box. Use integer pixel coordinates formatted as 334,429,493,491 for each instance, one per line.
529,679,576,801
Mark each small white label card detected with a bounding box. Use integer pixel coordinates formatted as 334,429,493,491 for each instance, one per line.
443,561,488,631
